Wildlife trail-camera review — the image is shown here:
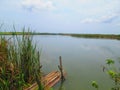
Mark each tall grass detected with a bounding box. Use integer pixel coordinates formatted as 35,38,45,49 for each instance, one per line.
0,28,42,90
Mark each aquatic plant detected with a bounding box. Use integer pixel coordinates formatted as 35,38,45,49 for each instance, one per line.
0,28,43,90
91,58,120,90
106,59,115,65
91,81,99,90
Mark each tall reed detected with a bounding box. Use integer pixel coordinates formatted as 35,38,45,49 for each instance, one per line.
0,28,42,90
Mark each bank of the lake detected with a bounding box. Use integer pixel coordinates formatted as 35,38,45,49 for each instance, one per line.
0,32,120,40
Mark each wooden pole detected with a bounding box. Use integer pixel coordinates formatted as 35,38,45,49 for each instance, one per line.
59,56,62,70
58,56,65,81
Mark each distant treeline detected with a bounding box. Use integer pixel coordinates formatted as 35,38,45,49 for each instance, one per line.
0,32,120,40
68,34,120,40
0,32,59,35
0,32,33,35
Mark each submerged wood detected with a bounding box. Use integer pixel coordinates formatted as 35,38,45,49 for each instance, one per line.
24,71,66,90
58,56,65,81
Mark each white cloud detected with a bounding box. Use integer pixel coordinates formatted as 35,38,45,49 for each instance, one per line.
21,0,56,11
100,13,120,23
80,18,98,23
77,0,93,3
81,13,120,23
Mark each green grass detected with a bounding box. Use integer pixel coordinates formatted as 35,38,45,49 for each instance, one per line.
0,29,43,90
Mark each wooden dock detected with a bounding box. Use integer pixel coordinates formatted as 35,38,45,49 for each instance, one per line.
24,70,66,90
25,56,66,90
43,70,65,87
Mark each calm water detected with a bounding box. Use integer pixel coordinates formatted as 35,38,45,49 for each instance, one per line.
34,35,120,90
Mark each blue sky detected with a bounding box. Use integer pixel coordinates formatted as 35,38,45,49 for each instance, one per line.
0,0,120,34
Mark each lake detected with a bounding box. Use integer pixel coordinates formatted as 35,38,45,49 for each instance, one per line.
34,35,120,90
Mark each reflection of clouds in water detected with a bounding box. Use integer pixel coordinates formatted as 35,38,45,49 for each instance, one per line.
80,44,90,50
80,44,115,56
100,46,114,55
80,44,99,51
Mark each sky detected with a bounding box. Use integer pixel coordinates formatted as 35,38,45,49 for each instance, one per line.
0,0,120,34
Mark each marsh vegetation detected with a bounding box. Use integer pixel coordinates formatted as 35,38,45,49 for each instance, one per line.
0,32,120,40
0,30,42,90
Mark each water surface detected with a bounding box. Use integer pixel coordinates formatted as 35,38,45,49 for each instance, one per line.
34,35,120,90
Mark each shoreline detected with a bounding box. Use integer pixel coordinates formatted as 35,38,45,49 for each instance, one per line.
0,32,120,40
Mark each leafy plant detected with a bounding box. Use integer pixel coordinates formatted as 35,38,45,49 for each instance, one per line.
91,81,99,90
0,28,43,90
106,59,115,65
104,59,120,89
108,70,116,78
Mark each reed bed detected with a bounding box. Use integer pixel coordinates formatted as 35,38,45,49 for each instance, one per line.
0,29,43,90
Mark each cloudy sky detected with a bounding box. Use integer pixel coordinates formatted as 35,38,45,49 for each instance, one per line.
0,0,120,34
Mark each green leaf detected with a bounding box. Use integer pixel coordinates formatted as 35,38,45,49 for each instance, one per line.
106,59,114,65
50,88,54,90
92,81,99,89
108,70,116,78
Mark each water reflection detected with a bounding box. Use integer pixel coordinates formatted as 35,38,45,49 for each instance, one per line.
35,35,120,90
58,81,66,90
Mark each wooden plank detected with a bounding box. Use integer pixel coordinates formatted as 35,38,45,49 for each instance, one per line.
24,83,37,90
46,73,61,87
44,71,60,87
24,71,66,90
42,71,58,82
